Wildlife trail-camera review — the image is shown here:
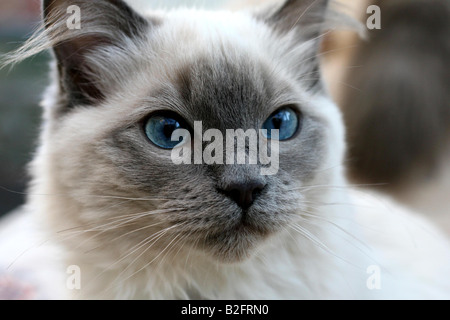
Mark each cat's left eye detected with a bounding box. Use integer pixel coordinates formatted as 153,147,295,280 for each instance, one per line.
144,113,188,149
262,107,300,140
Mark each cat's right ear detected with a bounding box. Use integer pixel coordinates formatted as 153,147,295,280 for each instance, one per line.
259,0,362,92
42,0,153,109
264,0,329,39
259,0,331,91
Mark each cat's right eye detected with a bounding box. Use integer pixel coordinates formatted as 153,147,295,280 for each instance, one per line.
144,113,189,149
262,107,301,141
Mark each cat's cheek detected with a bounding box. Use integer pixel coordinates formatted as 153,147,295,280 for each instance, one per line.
276,121,328,183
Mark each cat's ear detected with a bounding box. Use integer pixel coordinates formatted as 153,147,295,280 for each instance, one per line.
42,0,151,108
266,0,329,38
262,0,330,91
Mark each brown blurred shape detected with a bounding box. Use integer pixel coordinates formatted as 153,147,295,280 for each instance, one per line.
323,0,450,232
340,0,450,188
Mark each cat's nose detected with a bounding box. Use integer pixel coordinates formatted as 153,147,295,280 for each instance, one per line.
219,181,267,210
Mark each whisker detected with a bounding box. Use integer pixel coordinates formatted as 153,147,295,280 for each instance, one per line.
337,80,363,92
289,182,389,193
288,0,320,33
289,223,358,268
116,222,187,275
6,238,51,271
157,232,191,273
83,221,166,254
298,211,372,251
119,232,184,285
285,29,334,58
301,199,381,212
57,208,182,235
0,185,177,202
184,231,202,271
79,224,182,298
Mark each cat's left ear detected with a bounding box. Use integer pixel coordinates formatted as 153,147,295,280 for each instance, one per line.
262,0,331,91
42,0,153,110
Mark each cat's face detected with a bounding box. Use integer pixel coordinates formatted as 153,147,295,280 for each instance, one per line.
33,0,345,263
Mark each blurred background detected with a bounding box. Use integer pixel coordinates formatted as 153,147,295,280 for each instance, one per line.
322,0,450,232
0,1,45,218
0,0,449,231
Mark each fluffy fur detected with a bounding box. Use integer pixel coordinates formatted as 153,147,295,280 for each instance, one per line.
1,0,449,299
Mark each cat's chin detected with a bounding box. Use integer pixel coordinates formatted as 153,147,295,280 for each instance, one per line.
199,221,274,264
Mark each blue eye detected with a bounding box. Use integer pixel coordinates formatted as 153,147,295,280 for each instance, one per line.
262,107,300,140
145,113,186,149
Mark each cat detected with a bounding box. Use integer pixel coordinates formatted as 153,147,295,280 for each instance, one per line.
0,0,449,299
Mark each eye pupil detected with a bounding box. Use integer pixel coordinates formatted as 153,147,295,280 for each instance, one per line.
271,117,283,130
162,119,180,139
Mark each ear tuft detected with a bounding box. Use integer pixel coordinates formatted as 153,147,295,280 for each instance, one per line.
40,0,151,109
262,0,362,93
266,0,329,39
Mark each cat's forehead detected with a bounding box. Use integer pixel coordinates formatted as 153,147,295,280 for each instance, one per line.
171,55,276,129
145,11,295,129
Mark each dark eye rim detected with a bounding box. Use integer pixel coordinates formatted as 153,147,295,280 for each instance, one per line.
141,110,191,149
264,105,303,141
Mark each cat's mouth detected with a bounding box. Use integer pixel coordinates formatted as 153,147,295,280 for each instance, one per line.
196,209,280,263
165,189,293,263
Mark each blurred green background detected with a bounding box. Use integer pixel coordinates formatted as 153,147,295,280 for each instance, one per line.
0,1,47,217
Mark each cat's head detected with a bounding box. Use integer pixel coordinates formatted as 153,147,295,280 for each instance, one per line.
27,0,346,264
